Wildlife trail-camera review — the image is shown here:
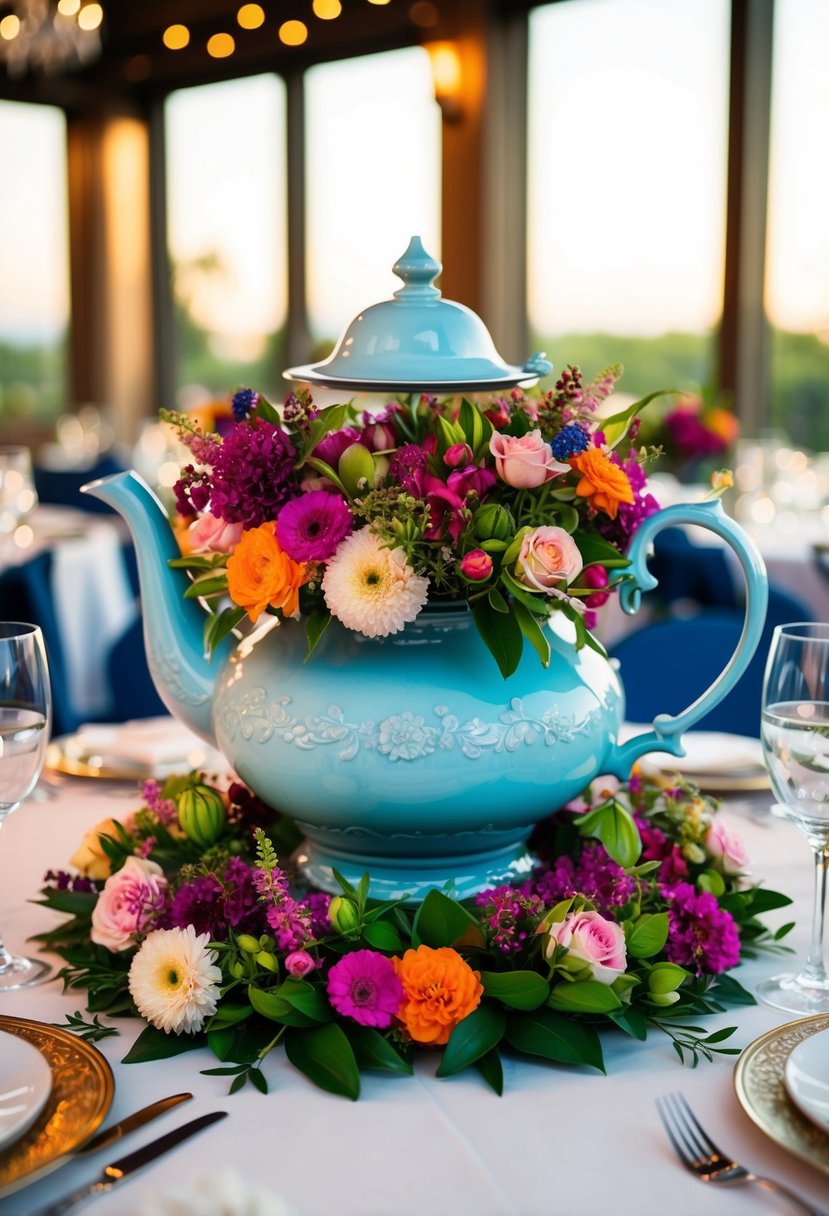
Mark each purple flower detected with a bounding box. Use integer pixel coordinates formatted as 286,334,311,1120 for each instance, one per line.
326,950,404,1028
173,465,211,517
532,841,636,914
551,424,590,461
664,882,741,975
474,886,545,955
314,427,364,469
141,779,177,826
388,443,428,495
265,895,313,952
304,891,332,938
210,418,296,528
169,858,266,939
597,452,660,551
232,387,260,421
276,491,352,562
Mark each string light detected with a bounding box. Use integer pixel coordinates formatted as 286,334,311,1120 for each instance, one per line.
279,19,307,46
237,4,265,30
0,15,20,40
163,24,190,51
313,0,342,18
207,32,235,58
77,3,103,32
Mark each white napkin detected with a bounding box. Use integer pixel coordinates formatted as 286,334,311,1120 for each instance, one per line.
622,726,765,775
74,716,224,773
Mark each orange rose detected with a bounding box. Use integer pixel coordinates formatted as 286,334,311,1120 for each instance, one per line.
226,522,307,624
571,448,634,520
393,945,483,1046
706,407,739,445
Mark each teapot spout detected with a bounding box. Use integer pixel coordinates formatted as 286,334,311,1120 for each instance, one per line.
82,470,229,744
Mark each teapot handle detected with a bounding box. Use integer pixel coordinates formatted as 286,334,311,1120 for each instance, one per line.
601,499,768,778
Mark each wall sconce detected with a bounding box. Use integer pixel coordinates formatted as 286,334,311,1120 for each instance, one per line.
426,40,463,122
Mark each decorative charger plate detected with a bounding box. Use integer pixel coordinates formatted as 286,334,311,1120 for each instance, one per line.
0,1016,114,1198
733,1012,829,1177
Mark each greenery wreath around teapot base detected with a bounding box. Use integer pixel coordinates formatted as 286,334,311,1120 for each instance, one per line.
36,769,793,1101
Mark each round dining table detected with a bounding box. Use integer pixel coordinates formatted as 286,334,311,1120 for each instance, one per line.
0,771,827,1216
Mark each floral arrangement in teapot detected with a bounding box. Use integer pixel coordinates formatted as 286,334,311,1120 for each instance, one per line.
162,365,668,677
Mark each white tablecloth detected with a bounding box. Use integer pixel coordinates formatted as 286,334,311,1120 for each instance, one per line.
1,779,827,1216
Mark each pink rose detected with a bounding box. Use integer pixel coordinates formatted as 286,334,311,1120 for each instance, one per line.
444,442,473,468
705,819,749,876
460,549,493,581
516,526,582,593
188,512,244,554
284,950,317,978
90,857,168,952
544,909,627,984
489,430,569,489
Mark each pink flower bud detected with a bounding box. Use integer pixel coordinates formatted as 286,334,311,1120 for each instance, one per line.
444,442,473,468
582,564,610,608
284,950,317,978
460,549,493,581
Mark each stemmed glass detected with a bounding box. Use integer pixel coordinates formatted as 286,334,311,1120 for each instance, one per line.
759,622,829,1014
0,622,52,989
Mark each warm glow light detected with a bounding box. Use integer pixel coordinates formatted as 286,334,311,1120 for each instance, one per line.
57,0,81,15
0,14,20,40
426,41,463,121
279,20,307,46
313,0,342,18
367,0,392,5
237,4,265,30
163,24,190,51
77,3,103,32
207,33,235,58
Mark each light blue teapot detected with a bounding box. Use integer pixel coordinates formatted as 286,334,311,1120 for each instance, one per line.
84,240,768,902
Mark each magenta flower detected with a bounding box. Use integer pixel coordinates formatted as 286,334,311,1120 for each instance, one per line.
277,491,352,562
460,549,493,581
314,426,364,468
326,949,404,1028
209,418,296,528
664,882,740,975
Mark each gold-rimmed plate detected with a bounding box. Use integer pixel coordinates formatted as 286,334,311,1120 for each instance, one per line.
0,1016,114,1198
734,1012,829,1177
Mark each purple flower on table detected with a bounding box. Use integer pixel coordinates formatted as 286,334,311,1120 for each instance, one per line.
532,840,636,914
265,895,313,953
635,815,688,884
276,491,352,562
304,891,332,938
474,886,546,955
141,779,177,827
169,858,266,940
43,869,96,894
664,881,740,975
209,418,296,529
326,949,404,1028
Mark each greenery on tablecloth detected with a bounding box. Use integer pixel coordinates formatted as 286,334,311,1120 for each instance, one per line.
35,773,793,1100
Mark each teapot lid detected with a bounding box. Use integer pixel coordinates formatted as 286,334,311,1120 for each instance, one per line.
284,236,552,392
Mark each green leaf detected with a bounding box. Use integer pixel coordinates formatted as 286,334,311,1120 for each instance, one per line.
504,1008,605,1072
488,586,510,614
277,980,332,1022
499,567,548,616
626,912,669,959
436,1006,506,1078
511,600,551,668
481,970,550,1011
305,608,331,660
572,530,632,570
697,869,726,897
471,596,524,680
248,1067,269,1094
361,920,404,953
206,1021,274,1064
606,1006,648,1040
576,799,641,868
34,888,98,916
248,984,317,1027
122,1024,205,1064
710,973,756,1007
554,504,580,534
474,1047,504,1095
302,456,349,497
547,980,622,1014
601,389,679,448
168,554,222,571
204,605,246,654
347,1026,413,1075
205,1002,253,1030
459,397,485,450
183,573,229,600
304,403,350,456
647,962,688,995
412,889,485,950
285,1024,360,1100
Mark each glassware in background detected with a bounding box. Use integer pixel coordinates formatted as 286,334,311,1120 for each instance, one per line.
760,621,829,1013
0,622,51,989
0,446,38,558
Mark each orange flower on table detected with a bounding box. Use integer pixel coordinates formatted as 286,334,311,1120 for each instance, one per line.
226,521,308,624
571,448,634,520
393,944,483,1045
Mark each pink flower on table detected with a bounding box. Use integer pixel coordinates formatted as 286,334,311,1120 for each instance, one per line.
90,857,168,952
543,909,627,984
276,491,352,562
188,512,244,554
516,526,582,595
489,430,569,489
460,549,493,581
284,950,317,979
704,819,749,877
326,949,404,1028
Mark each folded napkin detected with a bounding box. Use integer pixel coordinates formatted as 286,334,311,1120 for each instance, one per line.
74,716,226,774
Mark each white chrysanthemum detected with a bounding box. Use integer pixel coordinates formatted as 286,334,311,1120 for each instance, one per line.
322,528,429,637
137,1170,301,1216
128,925,222,1036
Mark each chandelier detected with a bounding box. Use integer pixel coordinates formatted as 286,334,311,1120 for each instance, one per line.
0,0,103,78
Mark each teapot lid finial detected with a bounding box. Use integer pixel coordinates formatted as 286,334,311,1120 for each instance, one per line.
392,236,442,302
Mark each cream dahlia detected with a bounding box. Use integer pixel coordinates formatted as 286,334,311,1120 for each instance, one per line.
128,925,222,1035
322,528,429,637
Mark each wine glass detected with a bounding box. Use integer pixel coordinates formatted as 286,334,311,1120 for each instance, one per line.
0,622,52,989
759,621,829,1014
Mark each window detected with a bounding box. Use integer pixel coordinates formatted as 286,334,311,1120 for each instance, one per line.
527,0,730,401
305,47,441,352
164,74,287,406
0,101,69,428
766,0,829,450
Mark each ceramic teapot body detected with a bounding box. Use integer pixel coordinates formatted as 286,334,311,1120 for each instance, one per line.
84,474,768,903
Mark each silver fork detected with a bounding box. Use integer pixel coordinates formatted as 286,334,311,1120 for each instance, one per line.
656,1092,825,1215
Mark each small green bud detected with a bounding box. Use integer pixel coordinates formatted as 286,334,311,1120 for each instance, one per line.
338,442,376,497
176,784,227,848
229,960,245,979
328,895,361,936
473,502,514,542
237,933,260,954
255,951,278,972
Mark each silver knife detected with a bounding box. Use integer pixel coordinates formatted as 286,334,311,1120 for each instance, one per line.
76,1092,193,1155
30,1110,227,1216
